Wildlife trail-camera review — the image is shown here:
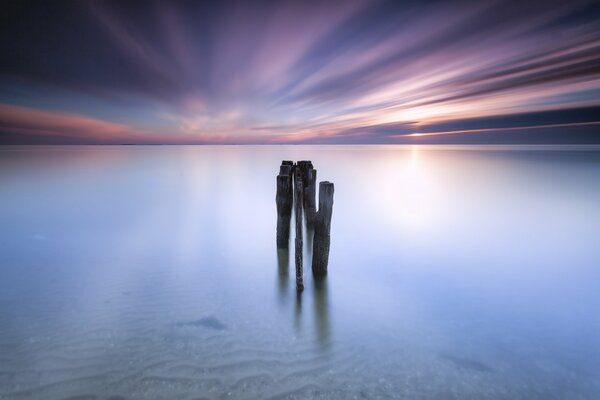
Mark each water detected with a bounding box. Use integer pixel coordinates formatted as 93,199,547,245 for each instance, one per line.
1,145,599,400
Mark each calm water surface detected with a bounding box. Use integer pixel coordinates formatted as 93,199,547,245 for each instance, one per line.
1,145,599,399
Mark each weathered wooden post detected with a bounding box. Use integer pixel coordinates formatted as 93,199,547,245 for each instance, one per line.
277,161,334,286
279,164,292,177
312,181,334,277
276,162,293,248
294,161,316,228
297,160,309,178
279,163,293,196
294,169,304,292
281,160,294,187
281,161,293,177
305,167,317,228
296,161,312,190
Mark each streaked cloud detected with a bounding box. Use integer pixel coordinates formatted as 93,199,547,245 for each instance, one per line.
1,0,599,144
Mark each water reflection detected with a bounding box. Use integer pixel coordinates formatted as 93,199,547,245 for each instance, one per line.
313,276,331,349
277,248,289,302
277,223,330,349
305,227,314,262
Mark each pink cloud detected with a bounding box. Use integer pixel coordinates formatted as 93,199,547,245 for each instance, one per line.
0,104,147,142
0,104,299,144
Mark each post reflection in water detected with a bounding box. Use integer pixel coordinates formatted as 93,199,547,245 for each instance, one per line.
305,227,314,261
276,226,331,349
313,276,330,349
277,248,289,302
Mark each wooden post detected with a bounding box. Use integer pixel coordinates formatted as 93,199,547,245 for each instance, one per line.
296,161,312,187
312,181,334,277
294,170,304,292
305,168,317,228
281,160,293,185
279,164,292,176
279,164,293,193
276,163,293,248
277,161,334,284
282,160,294,185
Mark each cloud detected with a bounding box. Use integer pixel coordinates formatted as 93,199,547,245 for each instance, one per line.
1,0,599,144
0,104,296,144
0,104,148,143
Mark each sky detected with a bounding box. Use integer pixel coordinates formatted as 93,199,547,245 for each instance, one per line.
1,0,599,144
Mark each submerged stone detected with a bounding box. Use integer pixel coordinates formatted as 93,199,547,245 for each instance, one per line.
439,353,495,373
174,316,228,330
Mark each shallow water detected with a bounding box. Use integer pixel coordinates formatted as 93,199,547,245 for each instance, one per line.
1,145,599,400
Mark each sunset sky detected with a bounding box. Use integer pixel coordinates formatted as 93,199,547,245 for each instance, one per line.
1,0,599,144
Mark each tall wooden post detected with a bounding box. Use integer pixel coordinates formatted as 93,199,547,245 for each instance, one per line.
296,161,312,190
276,162,293,248
305,167,317,228
277,161,334,285
294,170,304,292
312,181,334,277
279,164,292,177
279,164,293,196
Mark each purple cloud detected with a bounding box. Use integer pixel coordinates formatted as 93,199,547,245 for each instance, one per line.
1,0,599,144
